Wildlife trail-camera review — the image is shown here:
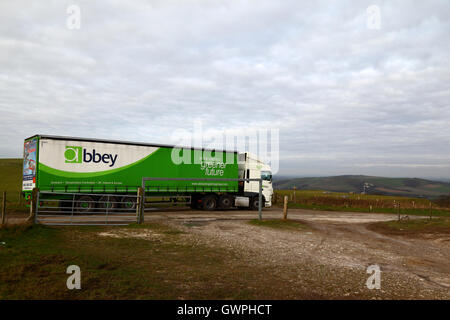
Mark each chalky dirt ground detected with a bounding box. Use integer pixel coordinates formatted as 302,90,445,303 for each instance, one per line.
148,208,450,299
5,208,450,299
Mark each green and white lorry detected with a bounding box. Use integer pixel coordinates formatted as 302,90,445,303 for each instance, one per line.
22,135,273,211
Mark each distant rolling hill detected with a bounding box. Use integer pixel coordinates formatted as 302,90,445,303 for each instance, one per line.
274,175,450,198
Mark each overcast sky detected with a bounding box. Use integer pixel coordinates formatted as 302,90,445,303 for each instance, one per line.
1,0,449,178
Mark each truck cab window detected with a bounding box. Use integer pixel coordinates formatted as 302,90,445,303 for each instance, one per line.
261,171,272,181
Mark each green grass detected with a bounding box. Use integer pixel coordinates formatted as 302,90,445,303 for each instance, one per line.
275,189,434,203
381,218,450,231
248,219,309,230
0,222,235,299
273,190,450,217
0,158,22,193
369,218,450,235
0,158,27,212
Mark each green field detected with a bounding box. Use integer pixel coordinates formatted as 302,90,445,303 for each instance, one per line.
0,158,22,194
0,159,26,211
273,190,450,217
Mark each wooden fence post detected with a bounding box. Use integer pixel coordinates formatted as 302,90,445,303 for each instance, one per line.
429,202,432,220
397,202,400,221
1,191,6,226
137,187,144,224
283,195,288,220
26,188,38,223
293,186,297,202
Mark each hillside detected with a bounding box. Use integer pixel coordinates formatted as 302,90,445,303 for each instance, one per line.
274,175,450,198
0,158,22,192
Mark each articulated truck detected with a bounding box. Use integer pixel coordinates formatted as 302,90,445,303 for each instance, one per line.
22,135,273,211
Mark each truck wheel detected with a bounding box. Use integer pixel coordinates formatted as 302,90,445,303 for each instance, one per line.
202,195,217,211
98,196,118,211
120,196,137,211
250,196,265,211
218,195,233,210
75,195,96,214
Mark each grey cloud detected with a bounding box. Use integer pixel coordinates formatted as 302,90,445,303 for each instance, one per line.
0,0,449,178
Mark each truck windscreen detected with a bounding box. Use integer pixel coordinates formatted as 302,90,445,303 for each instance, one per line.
261,171,272,181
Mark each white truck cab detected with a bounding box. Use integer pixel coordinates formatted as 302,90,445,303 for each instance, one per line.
238,152,273,207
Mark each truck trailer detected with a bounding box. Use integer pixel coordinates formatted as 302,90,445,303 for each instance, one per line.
22,135,273,212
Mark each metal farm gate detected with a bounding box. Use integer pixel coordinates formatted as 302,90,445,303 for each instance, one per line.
35,191,139,225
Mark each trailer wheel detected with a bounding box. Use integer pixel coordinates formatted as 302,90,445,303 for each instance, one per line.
218,195,233,210
75,195,96,214
250,196,265,211
120,196,137,211
98,196,119,211
202,195,217,211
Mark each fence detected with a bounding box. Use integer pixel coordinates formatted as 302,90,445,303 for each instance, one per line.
35,191,139,226
1,191,6,226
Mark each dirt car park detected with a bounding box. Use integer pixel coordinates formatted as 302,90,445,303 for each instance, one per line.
129,207,449,298
3,207,449,299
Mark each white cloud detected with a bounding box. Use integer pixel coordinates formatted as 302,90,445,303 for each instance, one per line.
0,0,449,178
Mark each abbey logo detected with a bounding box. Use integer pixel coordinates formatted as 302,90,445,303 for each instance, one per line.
64,146,118,167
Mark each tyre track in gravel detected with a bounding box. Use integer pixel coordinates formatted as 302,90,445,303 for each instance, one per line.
155,209,449,298
309,221,450,290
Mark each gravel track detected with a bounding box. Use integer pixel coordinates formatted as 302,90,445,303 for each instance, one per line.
155,208,450,299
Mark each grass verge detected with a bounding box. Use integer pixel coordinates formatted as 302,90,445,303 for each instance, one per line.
368,217,450,236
